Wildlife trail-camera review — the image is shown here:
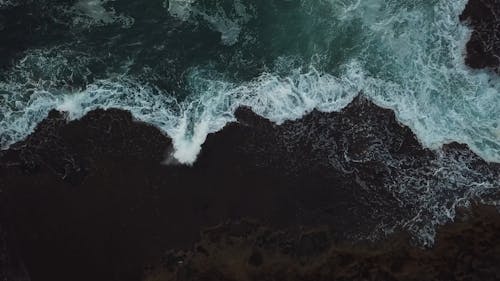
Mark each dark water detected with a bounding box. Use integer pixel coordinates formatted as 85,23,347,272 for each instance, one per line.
0,0,499,163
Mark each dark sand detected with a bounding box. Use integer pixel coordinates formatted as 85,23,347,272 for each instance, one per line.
1,1,500,280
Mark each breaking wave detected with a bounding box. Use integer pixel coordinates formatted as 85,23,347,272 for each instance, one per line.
1,0,498,164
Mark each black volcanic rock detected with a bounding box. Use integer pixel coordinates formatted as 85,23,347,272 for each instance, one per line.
0,1,500,280
460,0,500,72
0,97,499,281
0,225,30,281
144,206,500,281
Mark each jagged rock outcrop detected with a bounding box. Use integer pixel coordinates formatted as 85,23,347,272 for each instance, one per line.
145,206,500,281
1,97,498,281
460,0,500,72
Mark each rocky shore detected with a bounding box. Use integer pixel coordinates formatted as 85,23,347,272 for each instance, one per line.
460,0,500,72
145,205,500,281
1,96,499,281
1,0,500,281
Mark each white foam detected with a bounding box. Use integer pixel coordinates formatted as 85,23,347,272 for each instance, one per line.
166,0,254,45
71,0,134,28
2,1,499,165
165,0,196,21
357,1,500,163
0,0,500,163
45,62,361,164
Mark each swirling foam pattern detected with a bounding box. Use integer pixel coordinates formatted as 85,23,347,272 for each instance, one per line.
1,0,498,164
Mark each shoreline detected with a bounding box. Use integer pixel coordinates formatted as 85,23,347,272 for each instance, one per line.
1,0,499,280
1,97,499,281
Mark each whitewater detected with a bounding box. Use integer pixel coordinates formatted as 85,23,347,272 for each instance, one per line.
0,0,499,166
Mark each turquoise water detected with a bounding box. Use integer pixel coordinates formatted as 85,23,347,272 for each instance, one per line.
0,0,499,164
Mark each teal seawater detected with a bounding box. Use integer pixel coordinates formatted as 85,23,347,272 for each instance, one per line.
0,0,499,164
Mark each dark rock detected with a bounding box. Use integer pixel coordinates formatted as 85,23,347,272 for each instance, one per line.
1,1,500,278
296,230,329,257
0,97,498,281
145,206,500,281
460,0,500,72
248,250,263,267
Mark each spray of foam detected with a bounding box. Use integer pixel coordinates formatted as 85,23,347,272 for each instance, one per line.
5,61,359,164
0,0,499,165
71,0,134,28
165,0,254,45
367,134,499,245
355,0,500,163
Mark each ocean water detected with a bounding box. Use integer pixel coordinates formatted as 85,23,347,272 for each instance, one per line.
1,0,499,164
0,0,499,243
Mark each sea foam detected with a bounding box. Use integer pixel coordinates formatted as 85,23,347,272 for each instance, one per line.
1,1,499,164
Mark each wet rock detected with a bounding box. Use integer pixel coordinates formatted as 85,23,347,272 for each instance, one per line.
247,250,263,267
1,97,499,281
460,0,500,72
144,206,500,281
